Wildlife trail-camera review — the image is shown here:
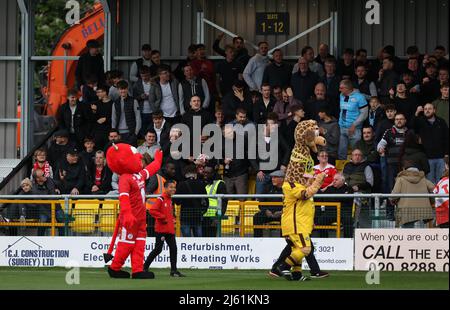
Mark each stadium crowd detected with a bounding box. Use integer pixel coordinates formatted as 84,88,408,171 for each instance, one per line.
4,37,450,235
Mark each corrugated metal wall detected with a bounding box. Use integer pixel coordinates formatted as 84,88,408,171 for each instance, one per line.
339,0,449,56
0,0,19,159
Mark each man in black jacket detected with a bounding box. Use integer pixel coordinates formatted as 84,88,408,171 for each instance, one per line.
222,80,253,123
213,33,250,68
173,165,208,237
58,89,89,148
413,103,449,184
47,129,76,170
54,147,87,195
253,84,277,124
75,39,105,88
377,57,400,105
291,57,319,104
262,49,292,89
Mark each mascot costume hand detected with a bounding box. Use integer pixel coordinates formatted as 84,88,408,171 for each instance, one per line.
105,143,163,279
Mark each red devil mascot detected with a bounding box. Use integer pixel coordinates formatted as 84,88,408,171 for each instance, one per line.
105,143,162,279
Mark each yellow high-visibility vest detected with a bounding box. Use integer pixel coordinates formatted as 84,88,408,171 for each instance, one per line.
204,180,223,217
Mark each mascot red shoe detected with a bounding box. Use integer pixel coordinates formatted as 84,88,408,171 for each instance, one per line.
105,143,163,279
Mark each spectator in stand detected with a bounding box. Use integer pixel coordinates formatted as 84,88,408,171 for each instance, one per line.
321,57,341,113
315,43,333,69
389,82,419,125
253,83,276,124
58,89,88,148
377,112,408,192
381,45,402,75
337,79,369,160
108,70,125,102
433,159,449,228
222,111,258,195
317,106,340,165
337,48,355,80
304,82,332,120
222,80,253,123
32,169,63,236
148,50,171,79
179,64,210,113
355,49,376,81
79,137,96,174
364,97,385,133
292,46,324,77
173,165,208,237
438,67,449,86
272,86,283,102
213,33,250,68
137,129,161,160
190,44,216,100
111,80,141,146
434,45,449,68
273,87,301,126
129,43,152,83
31,148,53,180
214,103,225,131
104,128,121,153
313,151,337,189
75,39,105,88
174,44,197,82
399,131,430,176
355,125,379,165
255,113,290,194
182,95,214,152
6,178,34,235
243,41,270,91
132,65,154,137
401,70,421,96
291,57,319,105
405,46,424,67
317,173,354,238
253,170,284,238
391,160,435,228
283,103,305,149
88,150,112,195
375,104,396,144
151,111,170,148
54,147,87,195
47,129,75,169
149,67,182,125
215,44,243,98
420,63,441,104
353,63,377,101
262,48,292,88
343,148,374,228
412,103,449,184
377,56,400,105
433,82,449,125
406,57,422,83
81,75,99,106
162,127,189,179
90,85,112,150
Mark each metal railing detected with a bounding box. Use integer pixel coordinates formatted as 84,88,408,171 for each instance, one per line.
0,193,447,237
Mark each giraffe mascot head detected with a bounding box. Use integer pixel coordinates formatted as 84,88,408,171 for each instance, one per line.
285,120,327,198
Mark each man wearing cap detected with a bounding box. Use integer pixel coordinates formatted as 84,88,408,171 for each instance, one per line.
75,39,105,88
253,170,285,237
47,129,76,169
54,147,87,195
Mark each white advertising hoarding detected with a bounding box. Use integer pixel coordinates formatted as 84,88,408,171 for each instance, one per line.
354,229,449,272
0,237,353,270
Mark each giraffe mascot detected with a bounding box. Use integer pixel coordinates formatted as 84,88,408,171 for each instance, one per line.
280,119,327,280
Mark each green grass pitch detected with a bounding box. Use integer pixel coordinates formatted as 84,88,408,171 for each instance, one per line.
0,267,448,290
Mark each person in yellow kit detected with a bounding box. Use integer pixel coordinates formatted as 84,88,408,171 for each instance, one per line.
280,120,326,281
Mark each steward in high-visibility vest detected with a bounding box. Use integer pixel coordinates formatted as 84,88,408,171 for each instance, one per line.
145,174,166,211
202,165,228,237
